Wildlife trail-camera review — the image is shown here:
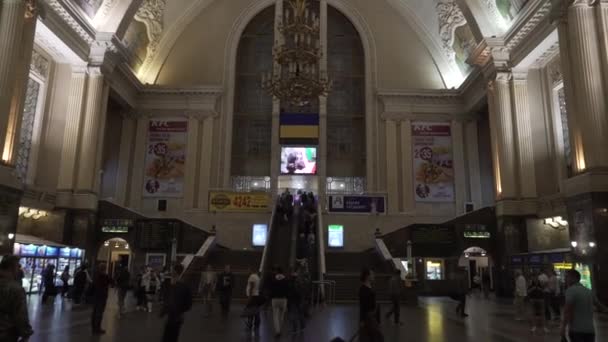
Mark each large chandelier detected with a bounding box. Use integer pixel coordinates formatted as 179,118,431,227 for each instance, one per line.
261,0,331,107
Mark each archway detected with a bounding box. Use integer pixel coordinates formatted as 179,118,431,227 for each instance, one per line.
459,246,493,292
97,238,132,278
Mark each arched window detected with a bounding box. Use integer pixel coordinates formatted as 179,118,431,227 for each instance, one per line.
231,6,275,178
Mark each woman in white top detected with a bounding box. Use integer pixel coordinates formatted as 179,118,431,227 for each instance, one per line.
141,267,160,312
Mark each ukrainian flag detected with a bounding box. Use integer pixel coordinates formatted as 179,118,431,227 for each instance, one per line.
280,113,319,142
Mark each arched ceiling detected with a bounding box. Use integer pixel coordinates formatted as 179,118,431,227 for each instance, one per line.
69,0,530,88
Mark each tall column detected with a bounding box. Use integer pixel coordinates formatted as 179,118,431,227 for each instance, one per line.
465,120,483,208
76,67,108,192
565,1,608,169
512,74,537,198
57,68,87,190
183,114,200,209
198,116,214,211
269,0,284,195
5,4,37,165
0,0,25,161
452,120,467,215
487,72,517,199
129,115,148,209
385,120,399,214
114,114,135,206
400,119,414,213
319,0,328,206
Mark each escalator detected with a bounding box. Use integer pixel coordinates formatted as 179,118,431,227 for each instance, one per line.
261,198,295,275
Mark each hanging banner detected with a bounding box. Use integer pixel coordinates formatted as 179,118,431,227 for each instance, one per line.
412,122,454,202
208,191,272,212
328,195,386,214
143,119,187,197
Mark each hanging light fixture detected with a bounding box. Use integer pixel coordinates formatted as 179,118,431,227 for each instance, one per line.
261,0,331,107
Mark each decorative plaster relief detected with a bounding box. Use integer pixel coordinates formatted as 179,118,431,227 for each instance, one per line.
43,0,95,45
16,79,41,181
546,55,563,85
25,0,38,19
134,0,167,67
436,0,468,61
100,0,118,17
30,50,50,79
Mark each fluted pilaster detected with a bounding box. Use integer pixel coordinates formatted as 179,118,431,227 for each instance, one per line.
183,115,200,209
114,115,135,206
77,68,108,192
488,72,517,198
512,75,537,198
465,121,482,208
566,2,608,168
129,116,149,209
0,0,25,160
385,120,398,214
452,120,467,214
400,120,414,213
198,116,214,210
57,70,87,190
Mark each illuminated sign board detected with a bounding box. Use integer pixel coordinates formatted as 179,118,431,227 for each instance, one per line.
252,224,268,247
328,225,344,248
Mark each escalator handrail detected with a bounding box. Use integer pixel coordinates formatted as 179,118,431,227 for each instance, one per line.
259,195,279,274
317,201,326,282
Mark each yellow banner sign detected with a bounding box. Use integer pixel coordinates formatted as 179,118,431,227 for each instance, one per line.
208,191,271,212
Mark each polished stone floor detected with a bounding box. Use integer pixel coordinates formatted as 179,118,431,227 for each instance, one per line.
25,292,607,342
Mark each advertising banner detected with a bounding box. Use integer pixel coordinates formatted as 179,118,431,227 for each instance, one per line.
143,120,187,197
412,122,454,202
209,191,272,212
328,195,386,214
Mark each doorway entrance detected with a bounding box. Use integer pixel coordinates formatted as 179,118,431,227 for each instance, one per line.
97,238,132,278
459,246,493,291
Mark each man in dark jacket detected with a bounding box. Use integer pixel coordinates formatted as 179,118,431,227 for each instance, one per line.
160,263,192,342
270,266,289,338
91,264,112,335
115,266,131,317
216,265,235,317
385,269,402,325
0,255,33,342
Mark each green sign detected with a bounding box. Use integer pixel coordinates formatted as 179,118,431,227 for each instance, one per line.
464,231,491,239
101,219,133,234
575,263,592,290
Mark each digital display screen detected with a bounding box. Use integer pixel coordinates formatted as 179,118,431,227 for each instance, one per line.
70,248,80,258
328,225,344,248
280,147,317,175
59,247,71,258
45,246,59,257
21,244,37,256
252,224,268,247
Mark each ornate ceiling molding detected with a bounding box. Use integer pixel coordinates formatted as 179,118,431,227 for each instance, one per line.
505,0,552,51
136,85,223,115
41,0,96,45
134,0,167,69
436,0,468,61
30,50,50,79
378,89,470,118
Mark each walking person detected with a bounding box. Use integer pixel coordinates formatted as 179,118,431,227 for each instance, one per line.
359,268,383,342
115,266,131,317
245,269,262,334
160,264,193,342
455,269,469,318
143,268,160,313
547,269,561,321
528,277,549,334
560,269,595,342
60,266,70,297
136,267,147,311
514,270,527,321
270,266,289,338
385,269,402,325
91,263,112,335
0,255,34,342
482,270,491,299
216,265,235,317
287,268,307,334
198,265,216,316
41,264,57,305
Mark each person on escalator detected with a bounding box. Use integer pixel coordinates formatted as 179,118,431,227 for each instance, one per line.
270,266,289,338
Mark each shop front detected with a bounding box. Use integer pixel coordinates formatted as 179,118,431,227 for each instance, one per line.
13,234,84,294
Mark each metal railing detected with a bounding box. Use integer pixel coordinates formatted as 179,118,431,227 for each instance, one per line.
311,280,336,307
259,196,279,274
179,235,216,280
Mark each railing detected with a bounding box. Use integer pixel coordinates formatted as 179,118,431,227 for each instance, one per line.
316,201,326,294
375,238,392,261
179,235,216,279
311,280,336,307
259,196,279,274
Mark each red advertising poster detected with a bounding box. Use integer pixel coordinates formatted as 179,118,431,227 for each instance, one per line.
412,122,454,202
143,120,187,197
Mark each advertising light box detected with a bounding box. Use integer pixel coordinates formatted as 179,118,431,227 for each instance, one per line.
328,225,344,248
252,224,268,247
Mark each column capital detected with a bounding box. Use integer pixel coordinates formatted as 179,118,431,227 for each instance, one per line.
186,110,217,121
25,0,38,19
511,71,529,82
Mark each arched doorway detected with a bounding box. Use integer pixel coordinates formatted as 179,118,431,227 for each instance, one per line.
97,238,132,278
459,246,493,291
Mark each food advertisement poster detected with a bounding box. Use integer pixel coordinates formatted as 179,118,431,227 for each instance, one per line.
412,122,454,202
209,191,272,213
143,120,187,197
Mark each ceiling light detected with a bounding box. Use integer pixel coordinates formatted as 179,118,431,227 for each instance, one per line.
104,241,110,247
8,233,14,240
571,241,578,248
589,242,596,248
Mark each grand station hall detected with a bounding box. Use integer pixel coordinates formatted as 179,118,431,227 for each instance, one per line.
0,0,607,341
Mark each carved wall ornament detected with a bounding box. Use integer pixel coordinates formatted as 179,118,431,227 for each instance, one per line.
30,50,50,79
547,56,563,86
100,0,118,17
506,1,552,51
25,0,38,19
134,0,167,67
436,0,468,61
44,0,95,45
481,0,509,25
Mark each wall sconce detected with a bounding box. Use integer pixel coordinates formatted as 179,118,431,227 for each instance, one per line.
571,241,578,248
8,233,14,240
589,242,596,248
104,241,110,247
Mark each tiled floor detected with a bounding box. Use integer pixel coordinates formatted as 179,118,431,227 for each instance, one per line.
25,292,607,341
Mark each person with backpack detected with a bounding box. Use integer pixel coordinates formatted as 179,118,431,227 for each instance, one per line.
216,265,235,317
160,263,193,342
60,266,70,298
73,264,91,305
91,263,112,335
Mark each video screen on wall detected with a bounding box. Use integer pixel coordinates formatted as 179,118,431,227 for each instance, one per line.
280,147,317,175
252,224,268,247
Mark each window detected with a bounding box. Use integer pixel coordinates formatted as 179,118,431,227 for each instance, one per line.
425,259,444,280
